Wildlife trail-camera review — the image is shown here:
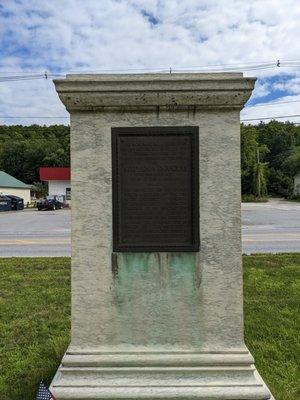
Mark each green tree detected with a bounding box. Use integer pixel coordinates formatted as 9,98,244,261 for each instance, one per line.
0,140,27,181
257,121,295,169
241,124,259,194
0,125,70,184
241,125,269,197
252,148,268,197
268,168,294,197
256,121,298,196
31,181,48,198
283,146,300,177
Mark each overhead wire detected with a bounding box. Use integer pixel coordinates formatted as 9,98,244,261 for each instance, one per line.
0,116,69,119
0,59,288,74
2,113,300,123
0,59,300,123
246,99,300,108
241,114,300,122
1,59,300,80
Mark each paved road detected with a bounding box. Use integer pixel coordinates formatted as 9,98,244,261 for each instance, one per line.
0,209,70,257
0,199,299,256
242,199,300,254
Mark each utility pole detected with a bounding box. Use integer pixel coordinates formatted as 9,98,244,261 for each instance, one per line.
257,147,261,197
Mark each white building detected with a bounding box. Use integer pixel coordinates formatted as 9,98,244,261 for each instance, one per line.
0,171,31,204
40,167,71,203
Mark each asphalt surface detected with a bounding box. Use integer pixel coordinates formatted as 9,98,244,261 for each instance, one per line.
0,209,70,257
0,199,299,256
242,199,300,254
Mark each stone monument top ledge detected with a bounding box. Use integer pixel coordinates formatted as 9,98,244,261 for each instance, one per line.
53,72,256,112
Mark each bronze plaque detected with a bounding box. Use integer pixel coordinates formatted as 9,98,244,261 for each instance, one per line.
112,127,199,252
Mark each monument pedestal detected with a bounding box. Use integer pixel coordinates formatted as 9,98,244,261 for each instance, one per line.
52,348,271,399
51,74,274,399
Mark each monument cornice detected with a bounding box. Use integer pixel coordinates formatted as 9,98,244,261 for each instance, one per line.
53,73,256,112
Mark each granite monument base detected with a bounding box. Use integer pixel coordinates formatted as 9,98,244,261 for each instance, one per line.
51,347,272,399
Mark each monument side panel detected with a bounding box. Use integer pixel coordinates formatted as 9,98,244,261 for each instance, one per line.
198,110,244,350
70,112,117,348
70,109,244,351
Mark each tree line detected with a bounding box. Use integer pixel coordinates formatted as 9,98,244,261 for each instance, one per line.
241,121,300,199
0,124,70,183
0,122,300,198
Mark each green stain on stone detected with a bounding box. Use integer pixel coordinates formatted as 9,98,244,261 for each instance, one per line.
113,253,202,347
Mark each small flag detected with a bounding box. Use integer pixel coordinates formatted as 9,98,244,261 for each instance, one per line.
36,381,56,400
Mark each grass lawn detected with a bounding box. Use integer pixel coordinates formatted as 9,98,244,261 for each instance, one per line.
0,255,299,400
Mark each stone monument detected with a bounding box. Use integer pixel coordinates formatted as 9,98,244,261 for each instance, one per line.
51,73,274,399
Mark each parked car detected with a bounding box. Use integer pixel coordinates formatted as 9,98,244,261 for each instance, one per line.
0,194,12,212
37,195,64,211
6,195,24,210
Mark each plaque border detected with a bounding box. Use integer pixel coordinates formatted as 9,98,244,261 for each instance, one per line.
112,126,199,252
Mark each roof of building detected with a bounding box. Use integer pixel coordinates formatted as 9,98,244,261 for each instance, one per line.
0,171,31,189
40,167,71,181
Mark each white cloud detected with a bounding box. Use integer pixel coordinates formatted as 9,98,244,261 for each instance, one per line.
0,0,300,125
273,77,300,94
250,81,272,99
241,94,300,124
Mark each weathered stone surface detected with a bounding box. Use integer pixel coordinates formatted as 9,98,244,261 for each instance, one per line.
54,73,256,111
51,73,274,399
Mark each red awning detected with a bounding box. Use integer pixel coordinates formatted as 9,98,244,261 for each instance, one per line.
40,167,70,181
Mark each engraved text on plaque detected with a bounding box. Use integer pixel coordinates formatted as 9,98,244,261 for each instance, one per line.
112,127,199,252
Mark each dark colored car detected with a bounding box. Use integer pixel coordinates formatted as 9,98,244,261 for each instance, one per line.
37,195,64,211
6,195,24,210
0,195,12,212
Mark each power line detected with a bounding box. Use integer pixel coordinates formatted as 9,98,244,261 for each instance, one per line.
1,59,300,82
0,73,63,82
2,113,300,122
241,114,300,122
0,116,69,119
0,66,296,82
247,99,300,108
0,59,280,74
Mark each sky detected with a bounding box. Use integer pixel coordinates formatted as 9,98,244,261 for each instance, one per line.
0,0,300,126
